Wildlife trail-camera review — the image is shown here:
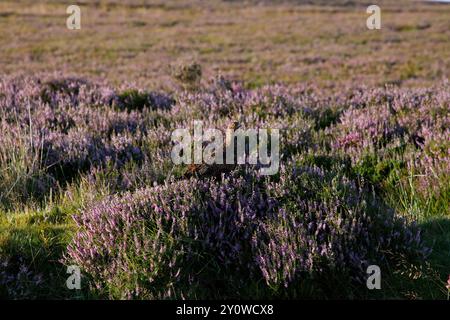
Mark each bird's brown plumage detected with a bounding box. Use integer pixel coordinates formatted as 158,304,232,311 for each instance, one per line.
183,120,241,178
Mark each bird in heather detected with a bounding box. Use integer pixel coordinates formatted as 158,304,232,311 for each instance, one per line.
184,120,241,179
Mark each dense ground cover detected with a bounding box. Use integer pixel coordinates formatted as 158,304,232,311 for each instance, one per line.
0,0,449,299
0,75,448,299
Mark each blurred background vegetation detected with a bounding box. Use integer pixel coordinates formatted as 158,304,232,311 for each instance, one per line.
0,0,448,90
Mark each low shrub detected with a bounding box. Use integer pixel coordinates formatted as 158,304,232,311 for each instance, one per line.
66,166,428,299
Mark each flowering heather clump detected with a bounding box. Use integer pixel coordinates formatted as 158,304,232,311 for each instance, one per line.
66,171,281,298
331,83,449,209
254,164,428,291
66,165,428,299
0,76,166,207
171,78,330,123
332,84,449,164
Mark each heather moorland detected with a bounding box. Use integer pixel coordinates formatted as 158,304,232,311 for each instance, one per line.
0,0,449,299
